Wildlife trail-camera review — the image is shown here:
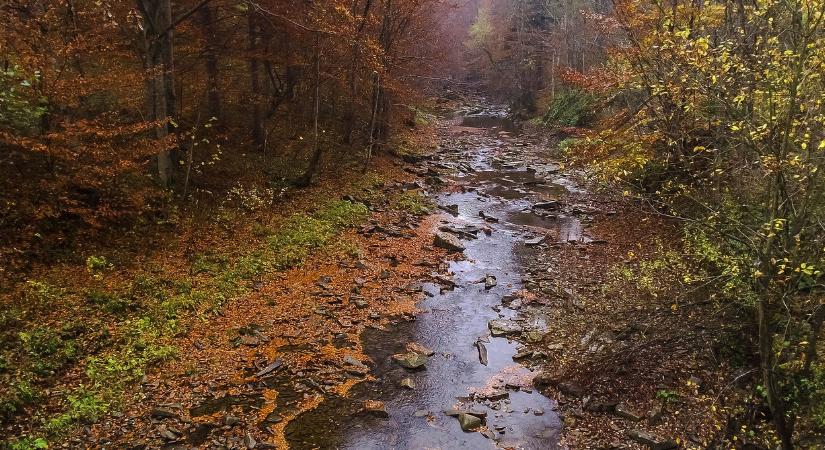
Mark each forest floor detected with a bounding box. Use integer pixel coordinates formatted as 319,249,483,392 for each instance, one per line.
4,98,757,449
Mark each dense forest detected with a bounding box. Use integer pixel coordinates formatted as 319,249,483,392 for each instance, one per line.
1,0,823,449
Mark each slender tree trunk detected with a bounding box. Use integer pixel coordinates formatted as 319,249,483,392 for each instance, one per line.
199,3,221,119
366,71,380,160
757,293,794,450
298,35,322,187
344,43,360,145
248,10,264,148
139,0,174,187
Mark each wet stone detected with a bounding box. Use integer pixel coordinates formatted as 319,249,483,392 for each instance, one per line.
433,231,465,252
512,348,533,360
444,409,487,418
523,330,544,343
440,204,459,215
489,319,524,336
392,351,428,369
476,340,489,366
524,235,546,246
457,413,483,432
405,342,435,356
361,400,390,418
399,377,416,389
532,201,561,211
484,275,497,289
479,210,499,223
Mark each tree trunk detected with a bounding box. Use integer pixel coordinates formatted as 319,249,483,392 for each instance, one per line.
199,3,221,119
298,36,322,187
139,0,174,187
366,71,380,160
757,292,794,450
248,10,264,148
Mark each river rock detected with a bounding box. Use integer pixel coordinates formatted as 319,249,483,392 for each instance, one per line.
523,330,544,343
524,235,546,246
343,355,369,370
392,351,428,369
405,342,435,356
484,275,497,289
224,415,241,426
444,409,487,418
532,201,561,211
457,413,482,431
244,433,257,449
361,400,389,418
479,210,499,223
400,377,416,389
150,407,179,419
157,425,178,441
476,340,489,366
440,204,459,215
254,358,283,377
434,231,465,252
648,403,665,425
489,320,523,336
615,403,643,421
627,430,678,450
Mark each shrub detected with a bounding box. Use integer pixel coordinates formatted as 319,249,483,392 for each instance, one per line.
542,89,594,127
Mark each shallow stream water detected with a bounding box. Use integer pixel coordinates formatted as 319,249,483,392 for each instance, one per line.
285,110,587,449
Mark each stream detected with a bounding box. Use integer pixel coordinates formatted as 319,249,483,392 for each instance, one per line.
284,105,591,449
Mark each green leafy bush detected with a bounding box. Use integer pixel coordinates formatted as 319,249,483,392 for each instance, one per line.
542,90,594,127
0,66,46,134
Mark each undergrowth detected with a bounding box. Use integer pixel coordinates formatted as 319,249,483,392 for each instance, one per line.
0,192,375,447
541,89,594,127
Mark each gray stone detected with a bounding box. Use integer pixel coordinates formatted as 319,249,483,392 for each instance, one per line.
157,426,178,441
224,415,241,427
361,400,389,418
443,409,487,418
244,433,257,449
523,331,544,343
392,352,428,369
627,430,679,450
457,413,482,432
524,236,546,246
254,358,283,378
484,275,497,289
405,342,435,356
476,340,488,366
479,211,499,223
512,348,533,360
434,231,465,252
489,320,523,336
648,403,664,425
615,403,643,421
532,201,561,211
150,408,178,419
343,355,368,370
